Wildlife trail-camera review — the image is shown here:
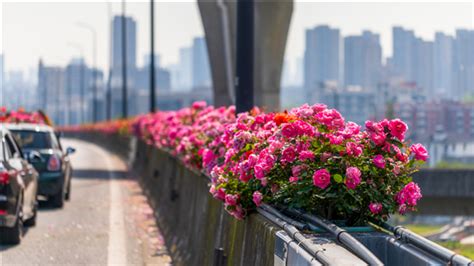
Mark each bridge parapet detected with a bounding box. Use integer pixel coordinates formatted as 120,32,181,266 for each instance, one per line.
63,132,473,265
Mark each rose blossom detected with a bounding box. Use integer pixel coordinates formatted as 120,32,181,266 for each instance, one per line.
313,169,331,189
346,142,363,157
289,176,299,183
369,203,382,214
396,182,422,206
345,167,361,190
299,150,315,161
281,146,297,164
388,119,408,141
410,143,429,161
225,194,239,206
373,155,386,169
252,191,263,207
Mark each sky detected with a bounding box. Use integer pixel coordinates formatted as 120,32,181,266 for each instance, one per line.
1,1,473,77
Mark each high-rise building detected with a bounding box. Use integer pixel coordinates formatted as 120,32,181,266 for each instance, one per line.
344,31,382,91
452,29,474,99
173,47,193,90
392,26,416,82
192,37,212,91
38,60,66,124
111,15,137,118
413,38,434,95
392,27,435,96
433,32,454,97
111,15,137,71
304,25,341,102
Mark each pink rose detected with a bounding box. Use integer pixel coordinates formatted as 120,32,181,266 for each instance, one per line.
370,132,386,146
373,155,386,169
210,185,226,200
388,119,408,141
254,164,266,179
396,182,422,207
410,143,428,161
346,142,363,157
252,191,263,207
225,194,239,206
369,203,382,214
299,150,315,161
202,149,215,167
345,167,361,190
281,123,297,138
289,176,299,183
281,146,297,164
291,165,305,177
313,169,331,189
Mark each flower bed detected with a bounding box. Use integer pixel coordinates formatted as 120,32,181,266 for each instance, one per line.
0,107,49,125
61,102,428,225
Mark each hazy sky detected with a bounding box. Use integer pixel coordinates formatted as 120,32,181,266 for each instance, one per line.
1,1,473,75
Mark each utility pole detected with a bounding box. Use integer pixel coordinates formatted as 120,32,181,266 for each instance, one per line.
149,0,156,113
106,1,112,121
235,0,254,113
121,0,128,118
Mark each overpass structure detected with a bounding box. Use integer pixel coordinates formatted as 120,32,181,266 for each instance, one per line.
62,133,473,265
414,169,474,216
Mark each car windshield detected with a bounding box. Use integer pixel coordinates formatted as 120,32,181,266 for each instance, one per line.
11,130,53,149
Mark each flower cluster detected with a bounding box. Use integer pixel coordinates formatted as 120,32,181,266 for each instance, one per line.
203,104,426,223
0,107,48,125
64,102,427,224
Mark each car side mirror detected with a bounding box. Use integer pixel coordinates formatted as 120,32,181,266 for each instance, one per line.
29,151,44,163
66,147,76,155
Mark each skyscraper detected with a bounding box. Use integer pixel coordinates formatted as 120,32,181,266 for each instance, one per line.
433,32,453,96
111,15,137,71
452,29,474,99
191,37,212,91
37,60,66,124
392,26,416,81
413,38,434,94
393,27,434,96
111,15,137,118
304,25,341,101
344,31,382,91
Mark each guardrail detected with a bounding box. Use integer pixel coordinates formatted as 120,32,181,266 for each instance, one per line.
64,132,473,265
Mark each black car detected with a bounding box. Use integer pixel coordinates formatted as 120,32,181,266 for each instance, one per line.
7,123,75,208
0,126,39,244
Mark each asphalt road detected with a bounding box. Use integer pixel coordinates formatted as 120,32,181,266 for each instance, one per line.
0,139,170,265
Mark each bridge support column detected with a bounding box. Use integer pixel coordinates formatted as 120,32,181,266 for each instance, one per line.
198,0,293,111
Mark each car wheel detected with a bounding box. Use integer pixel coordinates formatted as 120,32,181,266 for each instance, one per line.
0,216,23,245
65,180,71,201
51,188,64,208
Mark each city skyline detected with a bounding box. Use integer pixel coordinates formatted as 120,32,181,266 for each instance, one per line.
1,2,472,75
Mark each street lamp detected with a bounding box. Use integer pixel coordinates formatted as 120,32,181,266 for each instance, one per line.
76,22,98,123
67,42,86,125
121,0,128,118
150,0,156,113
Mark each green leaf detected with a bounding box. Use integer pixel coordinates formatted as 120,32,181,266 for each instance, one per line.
333,174,343,183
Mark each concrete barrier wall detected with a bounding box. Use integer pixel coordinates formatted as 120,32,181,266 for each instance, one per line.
64,132,279,266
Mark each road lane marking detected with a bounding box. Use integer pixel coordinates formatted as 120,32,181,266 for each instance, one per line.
96,146,127,266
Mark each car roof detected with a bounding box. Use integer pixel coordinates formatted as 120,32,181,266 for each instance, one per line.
1,123,54,133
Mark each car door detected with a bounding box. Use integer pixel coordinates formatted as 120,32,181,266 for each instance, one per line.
5,134,35,218
52,132,70,190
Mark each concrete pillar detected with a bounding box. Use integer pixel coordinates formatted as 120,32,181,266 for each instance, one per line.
198,0,293,110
